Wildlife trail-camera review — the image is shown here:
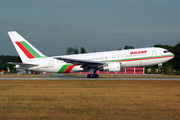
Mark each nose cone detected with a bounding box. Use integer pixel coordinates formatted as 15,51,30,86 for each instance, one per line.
171,52,174,57
169,52,174,59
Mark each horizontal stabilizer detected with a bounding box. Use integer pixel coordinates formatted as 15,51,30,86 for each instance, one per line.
8,62,38,68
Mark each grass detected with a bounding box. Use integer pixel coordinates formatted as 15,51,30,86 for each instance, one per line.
0,80,180,120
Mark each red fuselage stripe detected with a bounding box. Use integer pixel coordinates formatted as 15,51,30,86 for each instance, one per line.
15,42,35,58
64,65,76,73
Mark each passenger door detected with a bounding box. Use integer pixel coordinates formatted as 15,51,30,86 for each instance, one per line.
49,60,54,68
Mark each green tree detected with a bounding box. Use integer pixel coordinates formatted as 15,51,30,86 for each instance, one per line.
123,45,134,49
66,47,74,55
173,43,180,71
80,47,87,54
66,47,79,55
0,55,21,73
74,47,79,54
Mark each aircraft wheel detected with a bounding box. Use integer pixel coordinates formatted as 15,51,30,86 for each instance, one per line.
95,74,99,78
92,74,99,78
92,74,96,78
87,74,91,78
87,74,99,78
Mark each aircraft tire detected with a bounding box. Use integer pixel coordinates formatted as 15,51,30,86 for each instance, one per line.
87,74,92,78
92,74,99,78
95,74,99,78
87,74,99,78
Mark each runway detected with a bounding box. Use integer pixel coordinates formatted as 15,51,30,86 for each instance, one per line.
0,74,180,80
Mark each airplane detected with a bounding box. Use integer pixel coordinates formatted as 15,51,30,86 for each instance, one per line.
8,31,174,78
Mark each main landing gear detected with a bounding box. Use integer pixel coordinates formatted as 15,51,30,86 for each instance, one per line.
87,68,99,78
87,74,99,78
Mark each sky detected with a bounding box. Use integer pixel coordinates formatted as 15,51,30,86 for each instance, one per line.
0,0,180,56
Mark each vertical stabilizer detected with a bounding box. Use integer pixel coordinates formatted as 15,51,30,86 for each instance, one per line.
8,31,46,62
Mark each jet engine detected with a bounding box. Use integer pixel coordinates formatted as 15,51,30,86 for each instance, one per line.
101,62,121,72
15,65,20,69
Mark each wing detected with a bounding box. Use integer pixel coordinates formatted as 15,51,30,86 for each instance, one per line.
54,57,106,68
8,62,38,68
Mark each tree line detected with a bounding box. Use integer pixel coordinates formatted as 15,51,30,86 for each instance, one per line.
0,55,21,73
66,47,87,54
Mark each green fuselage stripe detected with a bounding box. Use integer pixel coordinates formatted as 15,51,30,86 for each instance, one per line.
20,41,41,58
58,64,72,73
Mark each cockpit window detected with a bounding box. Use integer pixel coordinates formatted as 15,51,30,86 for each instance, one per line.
164,50,169,53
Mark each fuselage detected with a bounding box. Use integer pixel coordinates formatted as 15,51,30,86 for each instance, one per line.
26,47,174,73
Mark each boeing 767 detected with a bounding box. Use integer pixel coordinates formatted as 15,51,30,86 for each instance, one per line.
8,31,174,78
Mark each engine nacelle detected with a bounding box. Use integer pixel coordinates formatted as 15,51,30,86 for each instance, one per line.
15,65,20,69
102,62,121,72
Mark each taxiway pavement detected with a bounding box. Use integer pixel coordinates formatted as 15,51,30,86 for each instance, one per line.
0,74,180,80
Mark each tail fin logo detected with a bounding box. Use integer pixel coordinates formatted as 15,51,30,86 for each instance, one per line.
8,31,46,62
15,41,42,59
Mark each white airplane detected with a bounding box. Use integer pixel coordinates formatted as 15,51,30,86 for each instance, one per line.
8,31,174,78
